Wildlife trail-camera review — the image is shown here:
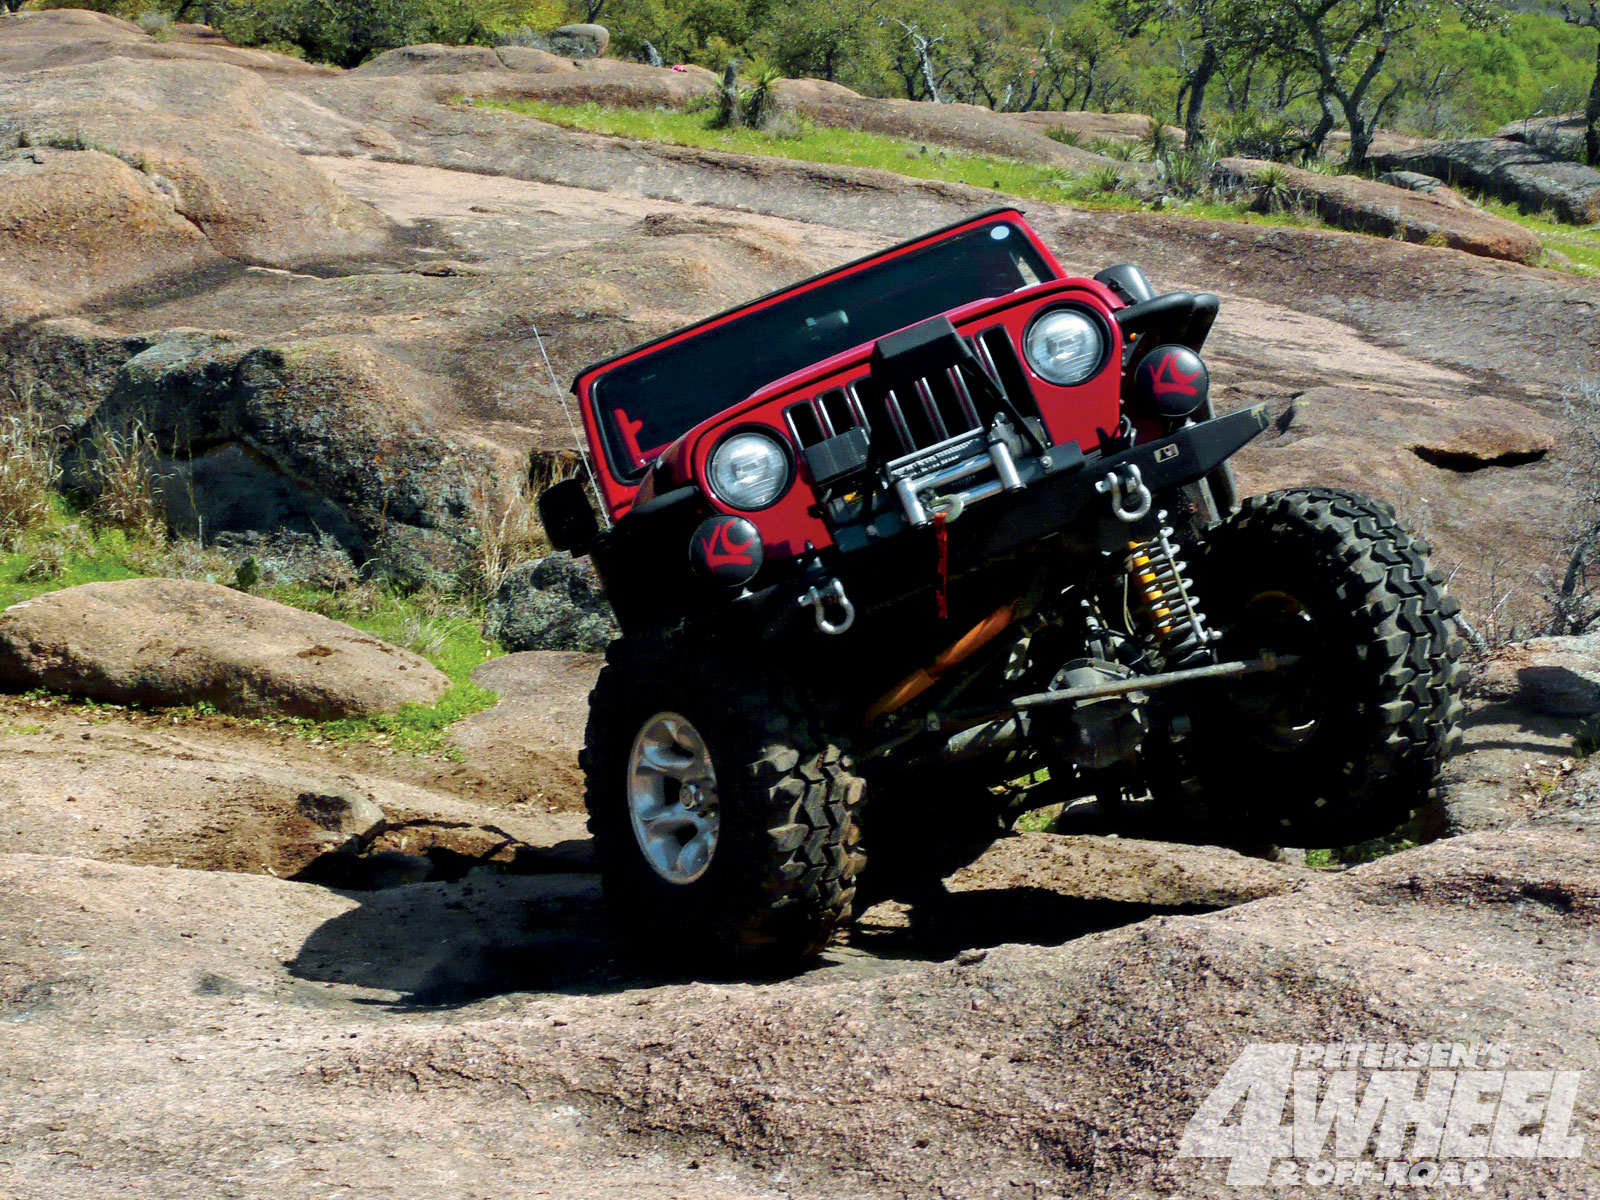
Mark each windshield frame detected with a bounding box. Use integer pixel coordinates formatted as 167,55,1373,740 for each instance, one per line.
574,208,1063,490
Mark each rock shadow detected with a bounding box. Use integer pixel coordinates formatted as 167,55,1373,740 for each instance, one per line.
846,886,1216,961
286,854,1209,1009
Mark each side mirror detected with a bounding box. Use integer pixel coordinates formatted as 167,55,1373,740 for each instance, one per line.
537,478,600,556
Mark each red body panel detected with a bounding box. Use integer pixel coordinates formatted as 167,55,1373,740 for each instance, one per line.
573,211,1127,560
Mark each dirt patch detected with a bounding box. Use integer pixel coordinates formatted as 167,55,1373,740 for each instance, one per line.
448,650,601,812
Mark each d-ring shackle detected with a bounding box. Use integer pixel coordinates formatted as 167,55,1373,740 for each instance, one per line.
1095,463,1153,523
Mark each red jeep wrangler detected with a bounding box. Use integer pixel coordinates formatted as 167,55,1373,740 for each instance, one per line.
539,208,1465,961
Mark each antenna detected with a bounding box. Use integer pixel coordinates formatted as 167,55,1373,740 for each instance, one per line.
530,321,611,529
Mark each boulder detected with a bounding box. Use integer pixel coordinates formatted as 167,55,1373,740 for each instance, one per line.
0,579,450,719
1371,137,1600,225
469,58,717,109
1472,634,1600,717
449,650,603,809
1496,112,1591,162
295,790,387,839
549,24,610,57
1214,157,1543,263
1377,169,1468,206
76,332,505,587
0,55,393,272
947,833,1310,909
1011,109,1185,147
485,554,618,653
0,146,213,299
350,43,507,75
767,88,1125,173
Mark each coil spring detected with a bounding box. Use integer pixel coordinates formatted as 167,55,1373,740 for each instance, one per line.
1126,511,1215,669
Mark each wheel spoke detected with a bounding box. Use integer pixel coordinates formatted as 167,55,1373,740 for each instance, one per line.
636,741,701,782
675,830,713,880
642,808,698,843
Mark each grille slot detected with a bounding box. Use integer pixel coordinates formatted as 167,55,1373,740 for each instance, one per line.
784,330,1035,461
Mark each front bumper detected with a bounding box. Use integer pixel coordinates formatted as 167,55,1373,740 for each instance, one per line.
835,403,1268,566
755,404,1269,637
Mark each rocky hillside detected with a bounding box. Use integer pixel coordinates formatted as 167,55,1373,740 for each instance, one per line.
3,14,1600,1196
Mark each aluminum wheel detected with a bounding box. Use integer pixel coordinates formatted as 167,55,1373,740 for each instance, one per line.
626,711,720,885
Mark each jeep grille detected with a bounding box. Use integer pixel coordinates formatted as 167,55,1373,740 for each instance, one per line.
783,327,1035,462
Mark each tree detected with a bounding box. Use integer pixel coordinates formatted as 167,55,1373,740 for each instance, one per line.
1531,1,1600,163
754,0,889,86
1255,0,1491,168
1111,0,1258,140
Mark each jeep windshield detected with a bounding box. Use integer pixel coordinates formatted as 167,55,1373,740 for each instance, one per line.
588,219,1056,479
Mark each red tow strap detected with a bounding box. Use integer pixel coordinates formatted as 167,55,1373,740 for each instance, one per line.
934,511,949,620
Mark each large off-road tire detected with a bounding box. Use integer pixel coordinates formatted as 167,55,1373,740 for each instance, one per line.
1151,487,1466,847
581,635,864,963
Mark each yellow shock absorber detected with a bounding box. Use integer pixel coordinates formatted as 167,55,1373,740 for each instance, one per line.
1124,511,1215,668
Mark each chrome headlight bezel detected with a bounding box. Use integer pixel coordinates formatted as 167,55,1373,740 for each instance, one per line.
707,428,793,511
1022,305,1110,386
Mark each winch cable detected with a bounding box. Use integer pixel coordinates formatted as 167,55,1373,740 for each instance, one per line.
531,320,611,529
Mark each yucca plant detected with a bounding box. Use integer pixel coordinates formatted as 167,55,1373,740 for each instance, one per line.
1250,163,1294,213
1142,115,1177,161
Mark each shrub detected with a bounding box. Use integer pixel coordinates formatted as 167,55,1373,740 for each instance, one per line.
465,470,548,597
1213,110,1305,162
1086,164,1125,193
1045,126,1082,147
1157,147,1212,198
743,62,782,128
1141,116,1178,161
137,9,173,39
1248,163,1294,213
761,108,814,141
82,421,166,537
0,405,61,540
1088,136,1142,162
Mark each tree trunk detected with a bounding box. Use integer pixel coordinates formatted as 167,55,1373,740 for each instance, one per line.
1587,36,1600,168
1184,42,1219,143
719,60,744,128
1307,96,1336,159
1345,118,1372,171
918,43,944,104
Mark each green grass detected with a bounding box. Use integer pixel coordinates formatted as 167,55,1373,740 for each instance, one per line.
265,583,499,755
1462,195,1600,276
1,507,498,757
482,97,1086,199
475,98,1328,232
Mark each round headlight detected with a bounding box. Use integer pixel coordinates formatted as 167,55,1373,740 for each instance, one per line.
1024,308,1105,385
708,431,790,510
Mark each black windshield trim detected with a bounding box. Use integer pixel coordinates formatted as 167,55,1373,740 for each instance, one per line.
571,207,1039,391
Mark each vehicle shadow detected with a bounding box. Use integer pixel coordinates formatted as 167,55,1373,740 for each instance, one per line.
284,861,1211,1009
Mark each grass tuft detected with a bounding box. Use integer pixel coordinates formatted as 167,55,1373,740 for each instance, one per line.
0,405,61,540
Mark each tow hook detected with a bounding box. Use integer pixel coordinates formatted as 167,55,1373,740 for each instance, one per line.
800,578,856,635
1096,463,1153,523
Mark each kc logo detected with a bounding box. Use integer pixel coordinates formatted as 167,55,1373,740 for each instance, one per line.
690,515,764,583
1150,349,1202,397
700,519,756,568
